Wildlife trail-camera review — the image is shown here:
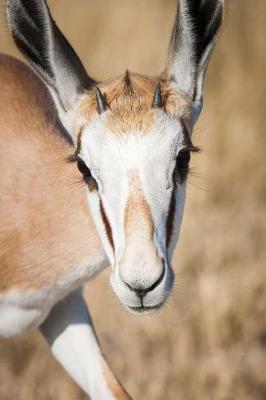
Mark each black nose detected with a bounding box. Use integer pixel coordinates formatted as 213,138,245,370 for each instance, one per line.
124,265,166,299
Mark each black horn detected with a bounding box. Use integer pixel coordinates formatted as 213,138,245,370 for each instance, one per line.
124,70,131,87
152,83,163,109
95,87,107,114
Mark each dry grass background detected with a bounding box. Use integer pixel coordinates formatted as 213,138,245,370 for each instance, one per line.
0,0,266,399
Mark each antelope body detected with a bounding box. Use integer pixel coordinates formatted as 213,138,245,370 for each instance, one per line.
0,0,224,398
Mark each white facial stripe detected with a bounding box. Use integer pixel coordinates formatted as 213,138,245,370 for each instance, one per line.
78,108,191,311
86,190,115,264
99,199,115,250
166,184,187,260
81,112,187,263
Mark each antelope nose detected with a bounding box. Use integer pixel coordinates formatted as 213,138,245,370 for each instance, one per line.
121,263,166,298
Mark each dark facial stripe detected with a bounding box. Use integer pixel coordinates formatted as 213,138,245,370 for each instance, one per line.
166,189,176,248
100,200,115,251
75,126,84,156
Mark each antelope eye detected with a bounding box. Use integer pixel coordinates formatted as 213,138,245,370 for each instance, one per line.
173,150,191,184
77,158,92,178
176,150,190,169
76,158,98,192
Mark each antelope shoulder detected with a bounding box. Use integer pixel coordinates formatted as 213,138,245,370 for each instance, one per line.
0,249,107,337
0,55,108,336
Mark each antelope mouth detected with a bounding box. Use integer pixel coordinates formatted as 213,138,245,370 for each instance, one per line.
127,302,165,315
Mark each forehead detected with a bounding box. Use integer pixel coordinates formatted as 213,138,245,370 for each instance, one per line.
77,72,191,132
78,73,191,174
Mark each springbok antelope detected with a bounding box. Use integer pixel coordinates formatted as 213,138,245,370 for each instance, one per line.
0,0,224,398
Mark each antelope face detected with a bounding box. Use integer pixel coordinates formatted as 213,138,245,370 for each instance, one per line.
7,0,224,312
75,74,198,313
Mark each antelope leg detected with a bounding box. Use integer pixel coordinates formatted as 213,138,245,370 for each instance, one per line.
40,289,131,400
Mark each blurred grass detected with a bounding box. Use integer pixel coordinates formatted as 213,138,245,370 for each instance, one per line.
0,0,266,399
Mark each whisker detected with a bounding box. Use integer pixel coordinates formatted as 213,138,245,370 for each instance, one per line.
188,167,203,178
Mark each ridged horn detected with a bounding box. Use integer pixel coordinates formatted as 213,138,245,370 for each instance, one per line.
124,70,131,87
152,83,163,109
95,87,107,114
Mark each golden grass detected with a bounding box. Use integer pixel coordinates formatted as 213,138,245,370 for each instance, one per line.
0,0,266,399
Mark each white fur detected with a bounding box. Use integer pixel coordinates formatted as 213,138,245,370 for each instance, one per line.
41,289,117,400
81,112,187,311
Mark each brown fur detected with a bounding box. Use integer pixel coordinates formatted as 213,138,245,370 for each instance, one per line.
124,170,153,240
76,72,191,135
0,54,104,291
123,170,162,267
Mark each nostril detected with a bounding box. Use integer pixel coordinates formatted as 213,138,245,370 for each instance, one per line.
124,263,166,297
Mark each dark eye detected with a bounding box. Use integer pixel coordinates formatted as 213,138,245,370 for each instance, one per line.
174,150,191,184
176,150,190,169
77,158,91,179
76,158,98,191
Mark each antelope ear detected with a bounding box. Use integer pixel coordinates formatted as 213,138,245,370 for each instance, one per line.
166,0,224,122
6,0,96,124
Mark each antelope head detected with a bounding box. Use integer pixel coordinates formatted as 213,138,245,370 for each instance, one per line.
7,0,224,313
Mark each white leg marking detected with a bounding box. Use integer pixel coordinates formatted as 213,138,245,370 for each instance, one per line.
40,289,130,400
